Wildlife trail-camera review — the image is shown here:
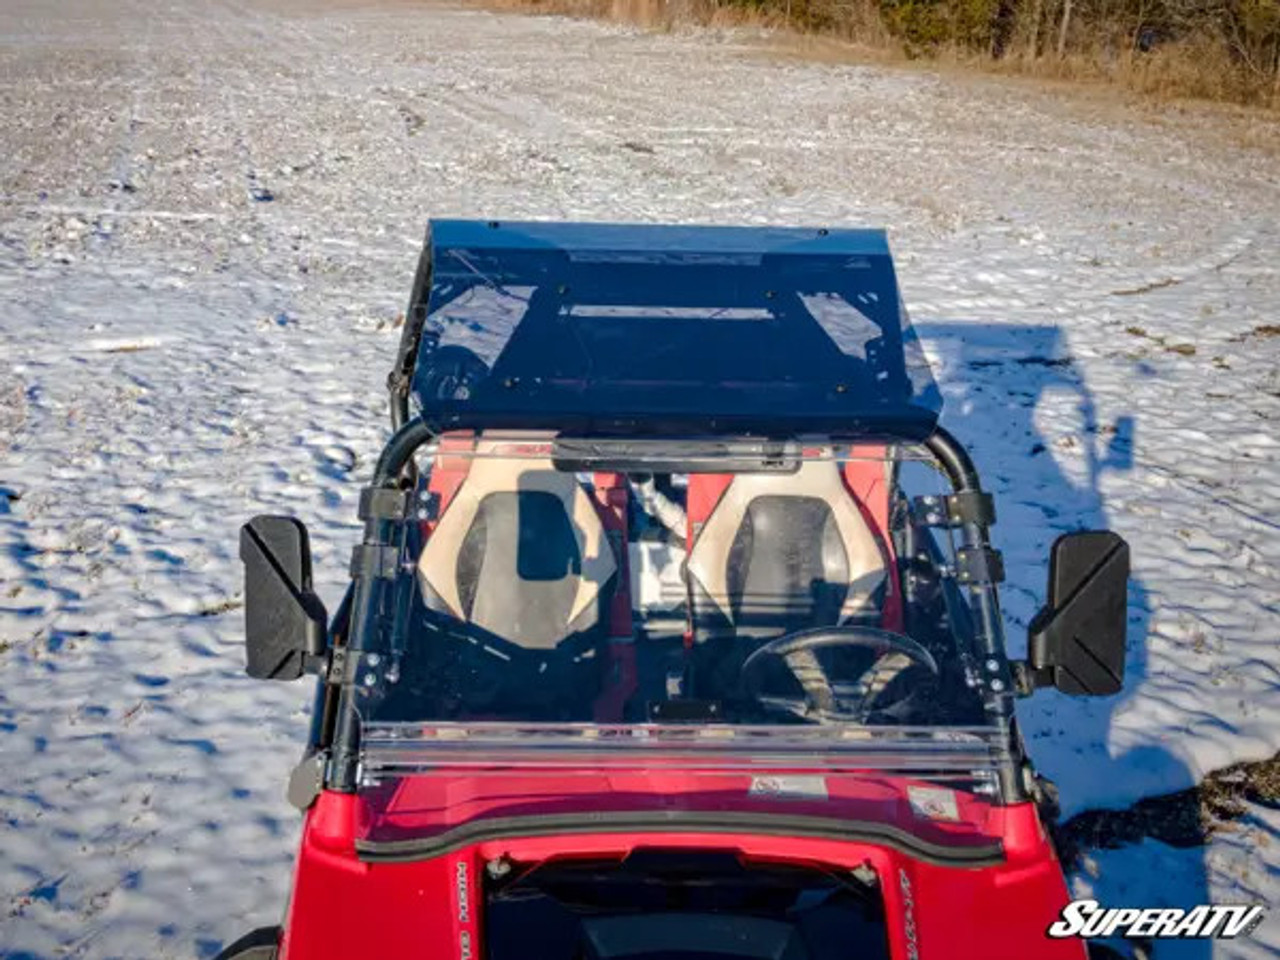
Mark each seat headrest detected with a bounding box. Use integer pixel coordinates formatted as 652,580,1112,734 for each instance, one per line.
686,458,887,625
417,439,617,640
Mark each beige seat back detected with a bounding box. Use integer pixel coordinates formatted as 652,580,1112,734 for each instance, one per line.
417,440,617,650
686,458,887,634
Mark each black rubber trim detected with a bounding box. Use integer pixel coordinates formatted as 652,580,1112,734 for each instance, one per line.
354,811,1005,868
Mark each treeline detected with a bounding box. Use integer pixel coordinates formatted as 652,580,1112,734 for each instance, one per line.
508,0,1280,105
770,0,1280,89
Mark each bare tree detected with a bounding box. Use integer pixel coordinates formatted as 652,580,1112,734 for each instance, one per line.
1028,0,1046,55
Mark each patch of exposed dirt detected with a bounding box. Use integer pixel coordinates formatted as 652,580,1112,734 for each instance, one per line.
1055,752,1280,867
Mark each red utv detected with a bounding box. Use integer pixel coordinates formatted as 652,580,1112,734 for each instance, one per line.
217,221,1130,960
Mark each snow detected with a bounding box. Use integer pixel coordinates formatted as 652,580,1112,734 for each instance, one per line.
1072,801,1280,959
1,0,1277,955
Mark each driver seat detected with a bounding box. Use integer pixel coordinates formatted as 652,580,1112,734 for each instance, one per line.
685,458,888,641
416,439,618,656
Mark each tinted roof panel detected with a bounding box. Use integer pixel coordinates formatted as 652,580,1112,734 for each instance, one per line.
411,219,941,439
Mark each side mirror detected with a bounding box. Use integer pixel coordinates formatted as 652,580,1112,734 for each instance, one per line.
239,516,328,681
1024,530,1129,696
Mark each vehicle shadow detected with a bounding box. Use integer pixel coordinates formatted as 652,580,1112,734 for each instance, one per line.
914,320,1209,960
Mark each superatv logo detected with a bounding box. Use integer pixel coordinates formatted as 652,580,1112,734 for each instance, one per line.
1048,900,1265,940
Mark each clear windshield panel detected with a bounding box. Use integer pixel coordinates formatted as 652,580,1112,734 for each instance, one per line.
350,434,1015,847
353,435,1000,731
354,725,1013,855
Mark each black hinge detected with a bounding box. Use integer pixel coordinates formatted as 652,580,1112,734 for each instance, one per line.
913,492,996,527
954,546,1005,584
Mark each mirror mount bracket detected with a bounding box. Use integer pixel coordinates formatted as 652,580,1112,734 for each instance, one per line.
315,647,395,695
1010,660,1054,696
349,544,403,580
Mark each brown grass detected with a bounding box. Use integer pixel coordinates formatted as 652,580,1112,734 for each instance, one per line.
1055,752,1280,867
478,0,1280,110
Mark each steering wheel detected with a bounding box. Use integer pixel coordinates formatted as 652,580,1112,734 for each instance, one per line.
739,626,939,723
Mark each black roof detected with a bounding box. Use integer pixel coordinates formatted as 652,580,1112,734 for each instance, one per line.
409,219,942,439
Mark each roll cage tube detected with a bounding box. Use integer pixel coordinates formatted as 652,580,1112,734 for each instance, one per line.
328,417,436,790
923,430,1017,720
324,419,1024,798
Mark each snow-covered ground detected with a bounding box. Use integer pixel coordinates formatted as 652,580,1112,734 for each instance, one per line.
0,0,1277,955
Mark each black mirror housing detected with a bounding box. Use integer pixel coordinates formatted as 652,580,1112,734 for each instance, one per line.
240,516,328,681
1026,530,1129,696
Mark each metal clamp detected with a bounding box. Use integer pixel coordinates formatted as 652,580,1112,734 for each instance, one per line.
358,487,411,522
287,751,326,810
349,543,401,580
323,647,390,688
913,492,996,528
954,546,1005,584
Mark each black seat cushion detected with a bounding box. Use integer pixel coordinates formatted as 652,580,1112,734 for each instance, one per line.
723,495,851,632
447,490,603,651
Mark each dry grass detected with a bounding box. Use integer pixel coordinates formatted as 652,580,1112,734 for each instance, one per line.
483,0,759,29
478,0,1280,110
984,38,1280,107
1055,752,1280,867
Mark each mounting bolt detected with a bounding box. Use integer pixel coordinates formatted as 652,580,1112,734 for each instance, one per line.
990,679,1006,692
986,659,1000,672
367,653,381,667
363,673,377,687
487,857,512,879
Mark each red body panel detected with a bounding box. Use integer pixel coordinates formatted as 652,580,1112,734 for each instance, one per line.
278,781,1085,960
